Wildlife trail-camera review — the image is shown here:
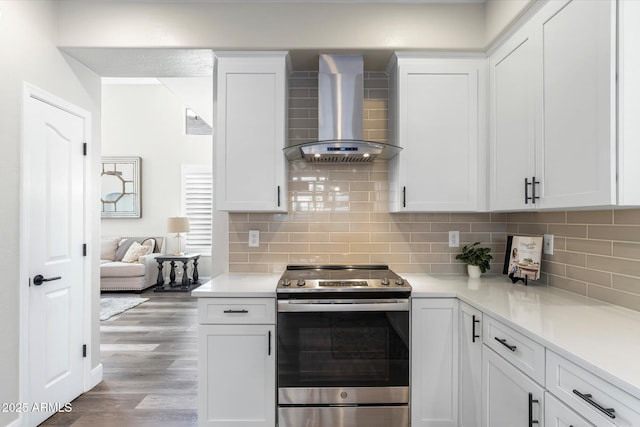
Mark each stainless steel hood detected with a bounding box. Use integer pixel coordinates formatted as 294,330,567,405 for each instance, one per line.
283,54,401,163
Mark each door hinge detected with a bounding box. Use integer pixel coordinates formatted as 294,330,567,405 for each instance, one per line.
82,344,87,358
83,142,87,156
83,243,87,257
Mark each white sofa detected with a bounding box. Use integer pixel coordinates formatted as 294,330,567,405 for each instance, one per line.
100,236,165,292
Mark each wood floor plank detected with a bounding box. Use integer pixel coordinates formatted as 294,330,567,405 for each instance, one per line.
41,290,198,426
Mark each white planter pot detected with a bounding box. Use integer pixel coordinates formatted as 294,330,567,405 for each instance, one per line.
467,265,482,278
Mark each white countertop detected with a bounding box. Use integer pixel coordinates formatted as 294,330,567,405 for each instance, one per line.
191,273,280,297
193,272,640,399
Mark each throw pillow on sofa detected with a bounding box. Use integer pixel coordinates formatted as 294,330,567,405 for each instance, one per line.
100,237,119,261
115,238,137,261
121,241,153,263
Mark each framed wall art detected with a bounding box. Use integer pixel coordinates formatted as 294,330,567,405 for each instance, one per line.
101,156,141,218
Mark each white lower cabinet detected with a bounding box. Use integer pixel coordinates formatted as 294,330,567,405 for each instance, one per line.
546,350,640,427
545,392,594,427
411,298,459,427
459,302,482,427
198,323,275,426
482,346,544,427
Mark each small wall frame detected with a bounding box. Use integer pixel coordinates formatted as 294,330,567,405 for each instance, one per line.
101,156,141,218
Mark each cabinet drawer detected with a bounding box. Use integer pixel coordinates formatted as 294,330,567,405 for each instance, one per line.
198,298,275,324
483,315,545,385
545,392,594,427
546,350,640,427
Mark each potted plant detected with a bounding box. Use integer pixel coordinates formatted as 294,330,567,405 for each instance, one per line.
456,242,493,278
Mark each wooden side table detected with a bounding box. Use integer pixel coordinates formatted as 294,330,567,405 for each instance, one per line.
155,254,200,290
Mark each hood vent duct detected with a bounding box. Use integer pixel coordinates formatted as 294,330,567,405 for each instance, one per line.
284,54,401,163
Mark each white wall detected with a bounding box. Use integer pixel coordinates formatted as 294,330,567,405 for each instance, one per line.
0,1,101,425
485,0,536,46
101,82,213,276
56,1,486,51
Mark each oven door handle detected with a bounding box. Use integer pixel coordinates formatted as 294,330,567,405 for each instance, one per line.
278,299,409,312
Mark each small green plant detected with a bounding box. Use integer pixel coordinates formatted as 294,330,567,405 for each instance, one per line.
455,242,493,273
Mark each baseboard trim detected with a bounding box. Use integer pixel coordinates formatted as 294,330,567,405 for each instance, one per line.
86,363,103,391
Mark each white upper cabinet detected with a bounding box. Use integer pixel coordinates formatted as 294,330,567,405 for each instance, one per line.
388,54,487,212
490,0,618,210
489,21,539,211
215,52,289,212
539,0,616,209
619,0,640,206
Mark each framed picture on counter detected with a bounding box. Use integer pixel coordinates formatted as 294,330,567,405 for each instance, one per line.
503,235,543,284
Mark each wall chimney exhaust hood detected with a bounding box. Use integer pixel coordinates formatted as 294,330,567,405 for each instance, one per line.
283,54,401,163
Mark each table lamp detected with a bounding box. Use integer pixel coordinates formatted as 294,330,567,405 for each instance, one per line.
167,216,190,255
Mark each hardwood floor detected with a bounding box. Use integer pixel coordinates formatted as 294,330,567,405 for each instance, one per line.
41,290,198,426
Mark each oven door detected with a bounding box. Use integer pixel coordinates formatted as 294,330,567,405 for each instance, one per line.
277,299,410,406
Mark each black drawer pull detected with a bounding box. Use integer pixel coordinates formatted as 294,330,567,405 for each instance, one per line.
573,389,616,419
223,309,249,314
494,337,517,352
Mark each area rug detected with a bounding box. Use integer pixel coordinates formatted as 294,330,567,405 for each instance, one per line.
100,297,149,321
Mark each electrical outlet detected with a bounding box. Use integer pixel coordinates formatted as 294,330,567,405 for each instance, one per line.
449,230,460,248
248,230,260,247
543,234,554,255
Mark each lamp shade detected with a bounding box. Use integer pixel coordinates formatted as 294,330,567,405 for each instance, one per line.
167,216,190,233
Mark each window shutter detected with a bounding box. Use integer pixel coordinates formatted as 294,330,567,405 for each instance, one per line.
182,165,213,255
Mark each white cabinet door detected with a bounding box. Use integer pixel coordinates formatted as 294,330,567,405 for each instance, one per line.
538,0,616,208
215,52,288,212
482,346,544,427
489,22,539,211
618,0,640,206
411,298,459,427
389,56,486,212
198,324,275,427
545,392,594,427
459,302,482,427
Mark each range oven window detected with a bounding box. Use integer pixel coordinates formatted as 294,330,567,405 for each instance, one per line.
278,311,409,388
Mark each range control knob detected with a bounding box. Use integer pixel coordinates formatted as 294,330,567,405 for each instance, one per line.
395,277,405,286
279,279,291,287
381,277,390,286
296,279,306,287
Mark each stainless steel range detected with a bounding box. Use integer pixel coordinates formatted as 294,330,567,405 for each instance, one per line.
276,265,411,427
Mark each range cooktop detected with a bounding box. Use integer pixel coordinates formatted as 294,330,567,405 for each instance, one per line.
276,265,411,294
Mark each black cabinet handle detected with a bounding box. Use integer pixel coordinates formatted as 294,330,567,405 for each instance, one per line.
268,330,272,356
494,337,517,352
32,275,61,286
531,177,540,204
573,389,616,419
223,309,249,314
277,185,281,207
525,177,531,204
402,186,406,208
472,315,480,343
528,392,539,426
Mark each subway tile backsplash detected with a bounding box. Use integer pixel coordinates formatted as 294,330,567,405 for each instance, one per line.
228,71,640,312
507,210,640,312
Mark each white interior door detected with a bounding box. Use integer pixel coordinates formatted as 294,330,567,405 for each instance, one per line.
24,92,85,426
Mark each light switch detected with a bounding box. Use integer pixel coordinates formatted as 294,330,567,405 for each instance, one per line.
249,230,260,247
449,231,460,248
543,234,554,255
